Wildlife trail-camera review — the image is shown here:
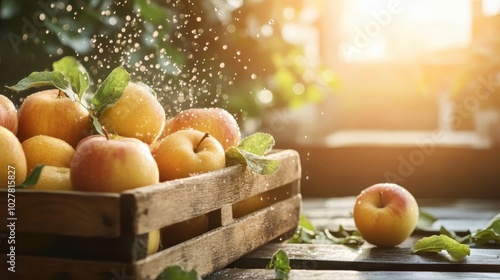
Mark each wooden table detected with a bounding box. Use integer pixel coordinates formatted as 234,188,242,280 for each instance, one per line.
206,197,500,279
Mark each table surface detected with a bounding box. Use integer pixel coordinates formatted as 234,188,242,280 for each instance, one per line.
206,197,500,279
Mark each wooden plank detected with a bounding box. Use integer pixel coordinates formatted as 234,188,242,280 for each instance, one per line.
206,269,500,280
0,255,132,280
0,195,301,279
0,189,121,237
122,149,301,235
133,195,302,279
230,243,500,272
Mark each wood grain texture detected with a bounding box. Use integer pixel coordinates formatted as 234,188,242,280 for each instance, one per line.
133,194,302,279
206,269,500,280
0,189,121,237
0,194,301,279
121,149,301,235
230,243,500,272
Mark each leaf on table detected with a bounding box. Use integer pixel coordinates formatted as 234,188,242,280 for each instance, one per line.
413,234,470,260
155,265,201,280
266,249,291,280
416,209,438,230
288,222,364,247
439,226,473,244
472,213,500,245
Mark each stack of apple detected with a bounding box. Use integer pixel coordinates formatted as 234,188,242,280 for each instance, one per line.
0,56,274,255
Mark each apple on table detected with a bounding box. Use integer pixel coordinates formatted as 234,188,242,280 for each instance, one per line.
353,183,419,247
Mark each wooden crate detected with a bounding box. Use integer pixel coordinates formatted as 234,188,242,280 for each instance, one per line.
0,149,301,279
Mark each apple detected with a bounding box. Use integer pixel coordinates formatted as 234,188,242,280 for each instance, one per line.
353,183,419,247
22,135,75,174
98,82,166,144
163,108,240,151
0,94,18,135
17,89,91,148
152,129,225,181
147,229,161,255
70,134,159,193
31,166,72,191
0,126,27,188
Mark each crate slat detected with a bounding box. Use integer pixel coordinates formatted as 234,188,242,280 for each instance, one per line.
121,149,301,235
0,149,302,278
0,190,121,237
0,194,301,280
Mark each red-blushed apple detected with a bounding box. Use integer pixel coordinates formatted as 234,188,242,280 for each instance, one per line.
152,129,225,182
17,89,91,148
353,183,419,247
163,108,240,151
70,134,159,192
0,94,18,135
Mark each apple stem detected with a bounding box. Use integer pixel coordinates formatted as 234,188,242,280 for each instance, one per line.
57,90,65,98
379,192,384,208
102,126,110,140
194,132,210,153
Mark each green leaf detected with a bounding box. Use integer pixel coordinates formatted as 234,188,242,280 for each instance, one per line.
240,149,279,175
16,165,44,189
155,265,201,280
90,66,130,117
484,213,500,233
298,214,316,232
266,249,291,280
91,115,105,136
237,132,275,156
416,209,438,230
5,71,77,101
288,224,364,246
472,228,500,245
439,226,473,244
413,234,470,260
52,56,90,98
225,133,279,175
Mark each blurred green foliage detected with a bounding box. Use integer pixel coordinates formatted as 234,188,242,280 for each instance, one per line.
0,0,339,118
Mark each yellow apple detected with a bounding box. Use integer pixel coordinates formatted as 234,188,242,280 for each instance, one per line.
22,135,75,174
0,126,27,188
70,134,159,192
17,89,91,148
353,183,419,247
147,229,161,255
98,82,166,144
152,129,225,182
31,166,72,191
0,94,18,135
164,108,240,151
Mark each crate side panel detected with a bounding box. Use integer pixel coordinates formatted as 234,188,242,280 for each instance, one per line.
134,194,302,279
123,149,301,234
0,190,121,237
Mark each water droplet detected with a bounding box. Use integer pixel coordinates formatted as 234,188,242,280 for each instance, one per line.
268,19,275,25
